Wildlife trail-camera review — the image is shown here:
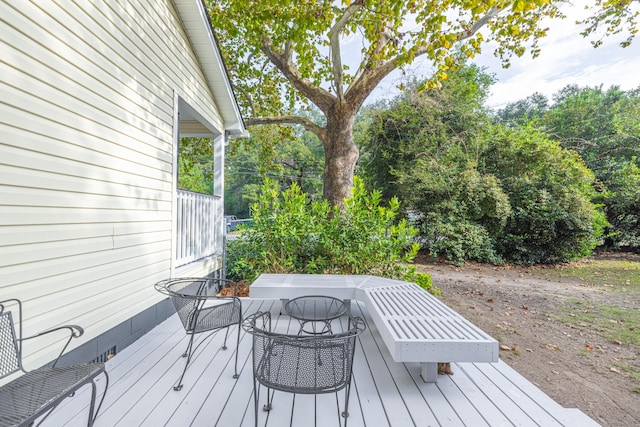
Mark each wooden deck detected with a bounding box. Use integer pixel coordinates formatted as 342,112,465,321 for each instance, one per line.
43,299,598,426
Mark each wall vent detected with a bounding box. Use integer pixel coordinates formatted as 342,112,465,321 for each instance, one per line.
92,346,117,363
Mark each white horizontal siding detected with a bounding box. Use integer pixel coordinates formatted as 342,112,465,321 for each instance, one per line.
175,255,224,278
0,0,227,369
0,230,172,269
1,240,170,296
0,186,172,213
1,5,174,155
0,131,173,190
1,222,169,246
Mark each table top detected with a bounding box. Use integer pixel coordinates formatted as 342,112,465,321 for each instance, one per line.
284,295,348,322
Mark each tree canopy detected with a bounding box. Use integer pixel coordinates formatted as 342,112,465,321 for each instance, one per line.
225,123,324,217
208,0,563,205
579,0,640,47
177,137,214,194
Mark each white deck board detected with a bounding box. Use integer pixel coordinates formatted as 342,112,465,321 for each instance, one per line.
441,364,509,426
349,303,436,427
41,298,598,427
457,362,552,426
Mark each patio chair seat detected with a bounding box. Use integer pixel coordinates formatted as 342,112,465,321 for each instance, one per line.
0,364,105,427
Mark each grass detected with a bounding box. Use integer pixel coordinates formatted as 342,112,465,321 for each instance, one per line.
560,298,640,351
613,362,640,380
549,255,640,393
578,349,591,358
614,362,640,394
540,257,640,293
547,254,640,350
560,298,640,393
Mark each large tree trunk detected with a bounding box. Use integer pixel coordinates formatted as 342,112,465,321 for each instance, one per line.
322,108,359,206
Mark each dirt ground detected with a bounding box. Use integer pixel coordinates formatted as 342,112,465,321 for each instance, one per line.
415,254,640,427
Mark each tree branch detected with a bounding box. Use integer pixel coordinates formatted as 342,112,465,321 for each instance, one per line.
345,58,397,110
261,36,335,113
234,85,256,117
345,6,502,110
352,18,394,85
461,6,500,41
284,24,297,62
245,115,326,140
329,1,365,100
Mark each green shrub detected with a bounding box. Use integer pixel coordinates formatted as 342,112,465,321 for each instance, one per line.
425,213,501,266
407,270,440,295
226,177,437,294
600,159,640,249
358,71,605,265
485,126,604,263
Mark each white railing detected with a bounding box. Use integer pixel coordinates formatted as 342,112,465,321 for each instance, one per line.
176,190,222,267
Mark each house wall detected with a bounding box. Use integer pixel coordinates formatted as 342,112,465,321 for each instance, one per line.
0,0,226,369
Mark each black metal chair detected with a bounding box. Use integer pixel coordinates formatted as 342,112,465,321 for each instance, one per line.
154,277,242,391
0,299,109,427
243,311,366,427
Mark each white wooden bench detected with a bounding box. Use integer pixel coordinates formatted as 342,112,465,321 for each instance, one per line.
250,274,499,382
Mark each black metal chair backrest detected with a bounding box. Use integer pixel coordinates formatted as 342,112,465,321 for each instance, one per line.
243,311,365,426
244,312,365,394
158,278,209,333
0,309,21,379
154,277,242,390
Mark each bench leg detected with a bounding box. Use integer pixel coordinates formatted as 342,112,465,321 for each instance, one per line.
420,363,438,383
280,299,289,315
343,299,351,316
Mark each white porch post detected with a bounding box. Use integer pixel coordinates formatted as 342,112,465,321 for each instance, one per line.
214,133,226,257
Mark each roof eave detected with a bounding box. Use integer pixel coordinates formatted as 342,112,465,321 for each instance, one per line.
174,0,247,138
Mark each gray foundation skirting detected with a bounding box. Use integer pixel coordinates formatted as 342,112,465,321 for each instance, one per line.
53,269,224,367
54,298,175,367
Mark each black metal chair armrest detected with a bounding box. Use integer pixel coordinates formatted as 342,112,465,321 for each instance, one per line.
21,324,85,368
242,311,272,334
231,279,239,296
23,324,85,340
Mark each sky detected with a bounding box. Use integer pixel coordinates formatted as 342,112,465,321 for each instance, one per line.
366,1,640,110
476,2,640,108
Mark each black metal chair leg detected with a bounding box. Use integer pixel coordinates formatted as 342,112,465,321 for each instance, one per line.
222,326,230,350
92,371,109,424
233,324,240,378
175,334,196,391
342,381,352,426
253,377,260,427
263,387,273,412
182,333,195,358
87,381,97,427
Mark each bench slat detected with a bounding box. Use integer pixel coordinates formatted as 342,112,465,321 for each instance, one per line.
367,289,495,338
